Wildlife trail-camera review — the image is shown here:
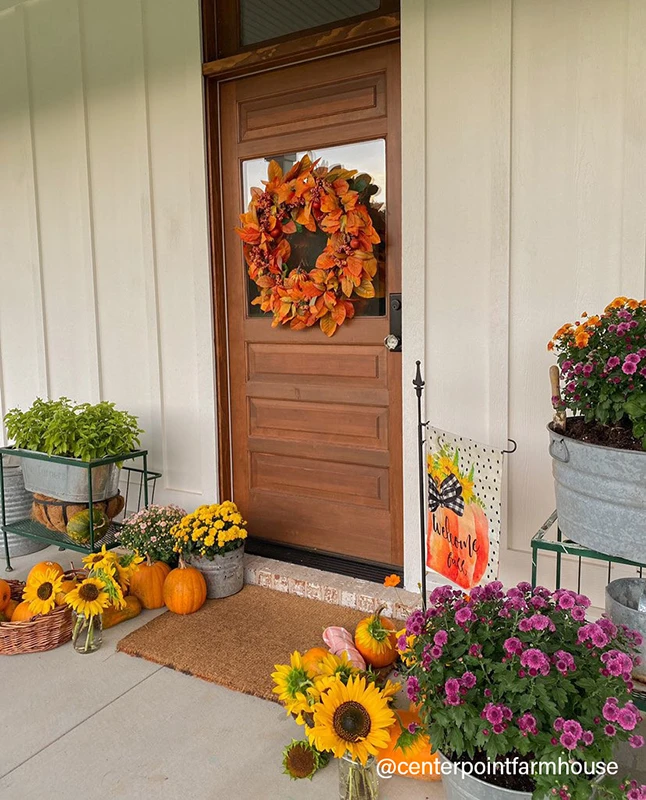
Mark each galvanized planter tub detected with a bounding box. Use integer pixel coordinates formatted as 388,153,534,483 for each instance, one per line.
605,578,646,684
548,424,646,562
1,464,47,558
190,545,244,599
439,754,533,800
20,455,119,503
439,754,600,800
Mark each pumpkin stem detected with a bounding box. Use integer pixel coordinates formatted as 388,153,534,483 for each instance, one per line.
367,605,391,643
146,554,152,567
179,555,186,569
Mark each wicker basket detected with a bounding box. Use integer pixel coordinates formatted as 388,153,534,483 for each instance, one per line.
0,570,86,656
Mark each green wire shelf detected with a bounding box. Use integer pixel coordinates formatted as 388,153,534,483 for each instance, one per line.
3,517,122,554
532,511,646,712
1,448,156,570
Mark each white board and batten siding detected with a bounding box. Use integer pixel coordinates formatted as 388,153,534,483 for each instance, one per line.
402,0,646,601
0,0,217,510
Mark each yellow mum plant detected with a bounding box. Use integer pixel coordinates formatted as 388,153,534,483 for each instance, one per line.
171,501,247,560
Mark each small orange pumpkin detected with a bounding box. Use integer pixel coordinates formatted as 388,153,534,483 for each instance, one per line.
11,600,36,622
27,561,64,584
377,708,439,782
55,574,80,606
0,579,11,611
163,561,206,615
302,646,331,675
3,598,19,621
129,558,171,609
354,605,397,669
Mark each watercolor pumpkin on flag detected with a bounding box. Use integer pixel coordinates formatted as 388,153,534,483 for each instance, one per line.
426,445,489,590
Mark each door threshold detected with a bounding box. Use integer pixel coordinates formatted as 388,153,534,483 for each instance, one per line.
244,552,420,620
245,538,403,584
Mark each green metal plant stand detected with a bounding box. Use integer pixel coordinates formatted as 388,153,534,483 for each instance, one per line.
532,511,646,711
0,447,155,571
532,511,645,592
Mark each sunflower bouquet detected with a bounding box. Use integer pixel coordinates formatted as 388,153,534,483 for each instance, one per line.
272,649,399,799
170,501,247,560
65,547,142,653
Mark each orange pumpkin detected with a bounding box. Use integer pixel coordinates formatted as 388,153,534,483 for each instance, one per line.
163,562,206,615
354,606,397,668
3,598,19,621
11,601,36,622
55,574,80,606
0,579,11,611
302,646,331,675
426,502,489,590
377,708,440,782
102,595,142,629
129,559,171,609
27,561,64,584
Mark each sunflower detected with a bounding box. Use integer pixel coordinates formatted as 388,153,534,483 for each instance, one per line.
23,568,63,616
282,739,330,780
306,675,395,765
82,545,117,575
115,552,144,592
380,679,401,701
314,653,357,692
65,577,111,618
272,651,315,717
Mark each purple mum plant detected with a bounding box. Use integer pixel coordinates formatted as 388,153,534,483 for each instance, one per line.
400,581,645,799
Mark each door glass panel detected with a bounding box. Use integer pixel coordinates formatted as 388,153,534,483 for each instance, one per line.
240,0,380,47
242,139,387,318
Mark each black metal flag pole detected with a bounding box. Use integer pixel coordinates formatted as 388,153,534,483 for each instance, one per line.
413,360,428,611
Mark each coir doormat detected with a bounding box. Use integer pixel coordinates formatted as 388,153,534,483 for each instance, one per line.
117,584,365,702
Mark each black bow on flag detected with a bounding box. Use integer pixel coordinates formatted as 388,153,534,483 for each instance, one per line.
428,474,465,516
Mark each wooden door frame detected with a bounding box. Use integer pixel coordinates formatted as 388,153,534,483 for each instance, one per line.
204,19,402,505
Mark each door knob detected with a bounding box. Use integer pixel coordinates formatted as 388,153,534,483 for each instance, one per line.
384,334,401,351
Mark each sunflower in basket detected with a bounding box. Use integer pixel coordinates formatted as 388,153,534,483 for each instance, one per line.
23,568,64,616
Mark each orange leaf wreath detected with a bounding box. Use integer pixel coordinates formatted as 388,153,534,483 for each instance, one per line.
235,154,381,337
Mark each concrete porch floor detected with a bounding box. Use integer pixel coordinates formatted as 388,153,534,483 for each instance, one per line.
0,546,443,800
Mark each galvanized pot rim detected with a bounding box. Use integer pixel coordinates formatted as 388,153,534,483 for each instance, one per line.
439,753,533,797
547,421,646,458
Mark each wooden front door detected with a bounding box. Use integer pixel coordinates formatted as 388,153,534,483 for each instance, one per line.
218,44,402,570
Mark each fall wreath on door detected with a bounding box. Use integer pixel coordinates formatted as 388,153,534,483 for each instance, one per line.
235,154,381,337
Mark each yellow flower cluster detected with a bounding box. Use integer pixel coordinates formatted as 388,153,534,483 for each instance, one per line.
171,501,248,559
427,447,475,505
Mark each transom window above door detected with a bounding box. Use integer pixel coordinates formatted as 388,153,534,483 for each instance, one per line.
240,0,380,46
241,139,387,318
210,0,399,59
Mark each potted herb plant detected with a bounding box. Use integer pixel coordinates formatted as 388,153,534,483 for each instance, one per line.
170,501,247,599
116,504,186,567
548,298,646,560
399,581,645,800
3,397,142,503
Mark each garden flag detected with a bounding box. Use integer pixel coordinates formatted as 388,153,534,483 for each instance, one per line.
426,427,503,589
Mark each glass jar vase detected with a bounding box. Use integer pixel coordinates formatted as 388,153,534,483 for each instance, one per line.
71,612,103,654
338,755,379,800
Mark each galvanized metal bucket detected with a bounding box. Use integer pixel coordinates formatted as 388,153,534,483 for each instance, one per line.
1,464,47,558
548,425,646,562
439,754,600,800
605,578,646,684
190,545,244,599
20,456,119,503
439,754,533,800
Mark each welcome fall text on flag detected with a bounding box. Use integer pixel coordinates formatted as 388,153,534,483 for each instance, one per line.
426,427,502,590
